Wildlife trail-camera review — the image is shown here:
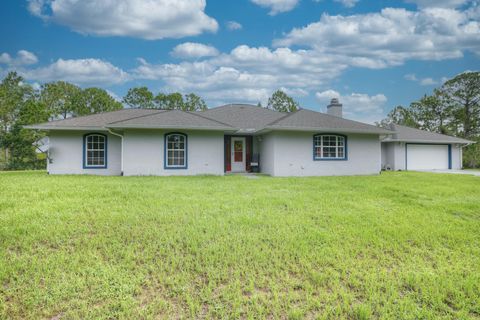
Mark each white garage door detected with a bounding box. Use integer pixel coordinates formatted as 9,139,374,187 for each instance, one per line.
406,144,449,170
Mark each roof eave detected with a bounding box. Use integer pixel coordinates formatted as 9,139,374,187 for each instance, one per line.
262,126,393,135
23,125,107,131
382,138,474,144
106,124,236,132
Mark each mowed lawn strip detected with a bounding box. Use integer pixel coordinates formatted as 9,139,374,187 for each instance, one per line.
0,171,479,319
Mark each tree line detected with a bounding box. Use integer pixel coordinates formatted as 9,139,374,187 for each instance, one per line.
0,71,300,170
378,71,480,168
122,87,300,112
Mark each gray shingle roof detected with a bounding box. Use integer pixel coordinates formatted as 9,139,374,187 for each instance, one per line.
107,109,234,130
383,123,473,144
25,105,395,135
201,104,286,132
25,108,160,130
264,109,393,134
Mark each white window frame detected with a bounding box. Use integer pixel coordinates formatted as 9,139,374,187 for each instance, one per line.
165,133,187,169
314,134,346,160
84,133,107,168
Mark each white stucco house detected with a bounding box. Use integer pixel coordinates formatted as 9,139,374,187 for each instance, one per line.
26,99,472,176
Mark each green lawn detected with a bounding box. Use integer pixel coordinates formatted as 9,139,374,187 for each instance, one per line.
0,171,479,319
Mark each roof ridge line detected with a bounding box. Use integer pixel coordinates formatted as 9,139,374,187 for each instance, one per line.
106,109,168,125
265,109,299,126
186,110,236,128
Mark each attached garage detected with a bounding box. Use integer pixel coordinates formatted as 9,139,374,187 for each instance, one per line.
381,123,473,171
406,144,450,170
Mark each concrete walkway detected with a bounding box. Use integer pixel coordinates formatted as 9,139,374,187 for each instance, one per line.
423,169,480,176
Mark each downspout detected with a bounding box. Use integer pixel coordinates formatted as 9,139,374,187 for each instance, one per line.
108,129,124,176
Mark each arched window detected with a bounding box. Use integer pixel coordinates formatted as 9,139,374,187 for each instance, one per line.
164,133,187,169
84,133,107,168
313,134,347,160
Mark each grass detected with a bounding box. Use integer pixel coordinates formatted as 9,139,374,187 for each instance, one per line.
0,171,479,319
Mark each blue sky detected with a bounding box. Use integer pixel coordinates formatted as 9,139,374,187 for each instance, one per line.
0,0,478,123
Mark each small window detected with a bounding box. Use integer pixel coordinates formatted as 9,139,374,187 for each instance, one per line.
165,133,187,169
84,133,107,168
314,134,347,160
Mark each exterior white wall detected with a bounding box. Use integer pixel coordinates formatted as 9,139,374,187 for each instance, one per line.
261,131,381,176
394,143,406,170
122,129,224,176
381,142,404,170
451,144,462,169
47,130,122,175
381,143,387,169
46,129,464,176
259,133,275,175
382,142,463,170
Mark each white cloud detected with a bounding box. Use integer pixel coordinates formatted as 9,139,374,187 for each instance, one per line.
315,89,387,123
419,77,438,85
405,0,470,8
22,58,129,86
274,7,480,68
226,21,243,30
404,73,418,81
133,44,345,105
171,42,219,59
280,87,309,97
27,0,218,40
0,53,10,65
335,0,359,8
250,0,299,15
405,73,443,85
14,3,474,117
0,50,38,66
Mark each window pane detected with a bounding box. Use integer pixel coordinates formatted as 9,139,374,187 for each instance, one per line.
166,134,186,167
322,147,335,158
85,135,106,167
315,135,346,159
234,140,242,152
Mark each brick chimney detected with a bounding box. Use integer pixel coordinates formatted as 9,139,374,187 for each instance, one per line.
327,98,342,118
